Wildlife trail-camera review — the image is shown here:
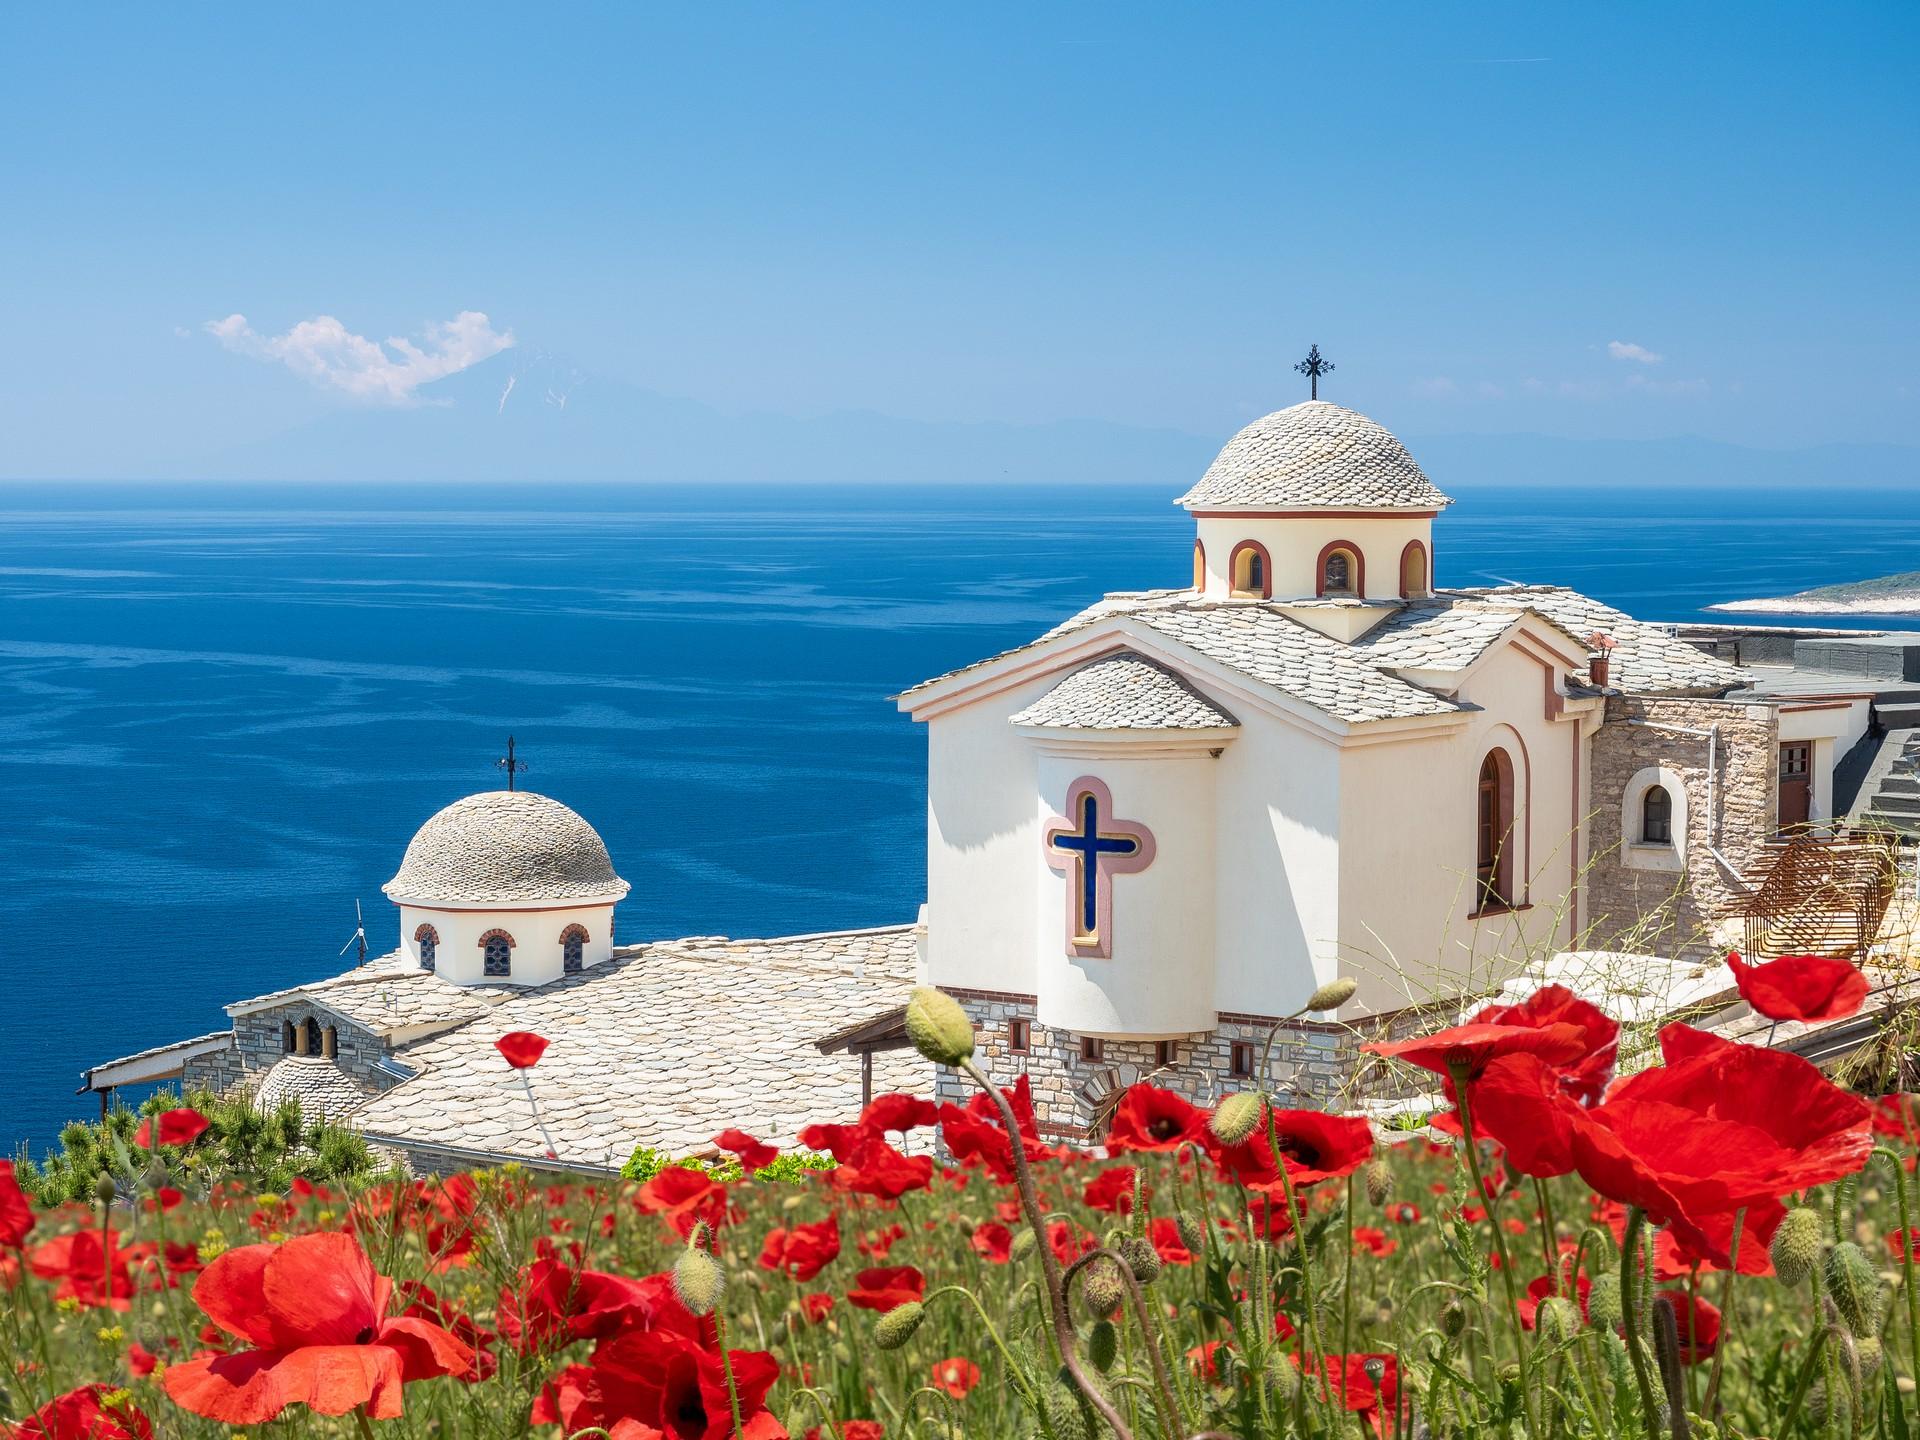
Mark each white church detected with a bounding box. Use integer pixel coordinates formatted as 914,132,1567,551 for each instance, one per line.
82,396,1881,1163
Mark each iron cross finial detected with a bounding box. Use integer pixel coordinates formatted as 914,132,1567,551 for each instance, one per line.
496,735,527,791
1294,344,1334,400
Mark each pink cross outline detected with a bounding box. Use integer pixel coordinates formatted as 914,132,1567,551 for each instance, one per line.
1043,775,1156,960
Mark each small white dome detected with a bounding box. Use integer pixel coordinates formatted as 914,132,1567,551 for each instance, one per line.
383,790,630,906
1176,400,1453,512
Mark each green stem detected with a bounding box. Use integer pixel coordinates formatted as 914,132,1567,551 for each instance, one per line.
1340,1172,1357,1368
1879,1146,1920,1398
1619,1208,1664,1440
1261,1098,1333,1411
713,1308,746,1440
1700,1209,1743,1422
1777,1326,1831,1440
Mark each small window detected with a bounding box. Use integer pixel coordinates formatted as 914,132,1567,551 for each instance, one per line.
1192,540,1206,591
1079,1036,1105,1063
1229,542,1273,599
1400,541,1429,599
303,1017,322,1056
560,924,589,975
1008,1018,1032,1054
282,1019,296,1053
481,929,515,978
1230,1041,1255,1079
1154,1040,1177,1068
1322,548,1357,595
1641,785,1673,845
414,923,439,973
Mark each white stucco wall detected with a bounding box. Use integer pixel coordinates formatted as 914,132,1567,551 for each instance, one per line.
1333,639,1584,1013
397,900,618,987
1032,750,1220,1037
1193,513,1436,602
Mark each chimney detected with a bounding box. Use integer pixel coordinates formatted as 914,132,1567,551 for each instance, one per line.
1589,654,1610,688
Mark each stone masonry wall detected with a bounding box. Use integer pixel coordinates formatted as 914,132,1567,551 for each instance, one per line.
1585,695,1779,961
936,988,1352,1139
181,1002,406,1102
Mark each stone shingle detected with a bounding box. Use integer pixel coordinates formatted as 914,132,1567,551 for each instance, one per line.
383,790,630,905
1010,651,1238,730
1443,586,1742,695
1175,401,1454,511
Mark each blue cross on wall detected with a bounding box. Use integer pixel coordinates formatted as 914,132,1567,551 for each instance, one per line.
1043,776,1155,959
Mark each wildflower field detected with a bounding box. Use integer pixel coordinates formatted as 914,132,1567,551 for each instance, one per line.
4,962,1918,1440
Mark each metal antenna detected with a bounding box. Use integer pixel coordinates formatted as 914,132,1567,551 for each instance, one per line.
1294,343,1335,400
338,899,368,965
496,735,528,792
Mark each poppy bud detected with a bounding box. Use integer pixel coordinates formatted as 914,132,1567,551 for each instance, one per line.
1772,1207,1823,1287
1363,1159,1393,1207
1537,1296,1581,1347
1210,1092,1264,1146
1081,1262,1125,1319
142,1161,168,1192
1175,1213,1205,1255
1045,1373,1092,1440
672,1246,725,1317
1825,1241,1885,1337
1586,1273,1624,1331
1088,1319,1118,1373
1305,977,1358,1013
1363,1357,1386,1383
905,987,975,1067
1270,1359,1301,1403
94,1173,118,1206
1859,1336,1884,1382
1009,1229,1037,1265
1115,1234,1161,1286
873,1300,925,1350
1440,1299,1469,1339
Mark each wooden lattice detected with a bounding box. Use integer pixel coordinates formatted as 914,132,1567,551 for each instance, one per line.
1732,835,1902,960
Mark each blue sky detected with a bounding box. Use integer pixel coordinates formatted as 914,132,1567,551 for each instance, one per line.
1,3,1915,478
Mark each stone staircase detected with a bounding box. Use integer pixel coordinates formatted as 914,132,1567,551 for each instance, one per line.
1854,729,1920,842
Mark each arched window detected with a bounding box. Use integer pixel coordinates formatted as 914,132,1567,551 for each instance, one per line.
479,929,515,978
1642,784,1673,844
1229,541,1273,599
282,1019,296,1053
323,1025,338,1060
560,924,589,975
414,923,439,973
304,1017,323,1056
1399,540,1429,599
1475,748,1516,912
1192,539,1206,591
1317,541,1364,598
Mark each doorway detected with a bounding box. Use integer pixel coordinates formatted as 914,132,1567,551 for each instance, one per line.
1779,742,1812,831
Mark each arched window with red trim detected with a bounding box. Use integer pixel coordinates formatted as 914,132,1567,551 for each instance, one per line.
1475,748,1516,912
414,922,439,973
479,928,516,978
1192,539,1206,591
1317,540,1364,598
1399,540,1429,599
559,923,589,975
1229,540,1273,599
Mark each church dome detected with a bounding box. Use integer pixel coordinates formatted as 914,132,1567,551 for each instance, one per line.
382,790,630,906
1175,401,1453,512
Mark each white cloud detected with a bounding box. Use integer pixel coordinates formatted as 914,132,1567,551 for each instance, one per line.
204,310,514,405
1411,376,1458,397
1606,340,1663,365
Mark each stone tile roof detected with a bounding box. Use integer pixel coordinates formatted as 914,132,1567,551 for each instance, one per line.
1175,402,1454,512
350,926,927,1167
1010,651,1239,731
383,790,630,905
1443,586,1744,695
1349,601,1529,671
227,951,504,1036
253,1056,378,1122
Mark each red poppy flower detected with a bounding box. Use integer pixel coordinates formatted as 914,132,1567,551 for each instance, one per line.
808,1425,884,1440
857,1223,906,1260
1188,1339,1230,1380
1567,1023,1872,1234
1385,1203,1422,1224
27,1230,140,1310
758,1217,841,1282
1469,984,1619,1103
1106,1085,1209,1153
713,1129,778,1173
1870,1094,1920,1141
801,1293,836,1323
494,1031,549,1069
1352,1226,1397,1258
1217,1108,1374,1190
1656,1290,1721,1364
861,1093,940,1134
7,1384,154,1440
531,1327,784,1440
1889,1229,1920,1263
830,1138,934,1201
1312,1354,1400,1437
1515,1273,1591,1329
1049,1220,1097,1265
1453,1053,1580,1180
970,1221,1012,1264
918,1358,974,1400
133,1108,209,1149
1083,1166,1137,1215
0,1160,33,1249
637,1166,731,1240
1726,952,1868,1025
162,1231,473,1422
128,1340,160,1378
846,1264,924,1313
1364,1019,1587,1081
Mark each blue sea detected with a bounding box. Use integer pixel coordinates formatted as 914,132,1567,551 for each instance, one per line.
4,482,1917,1153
